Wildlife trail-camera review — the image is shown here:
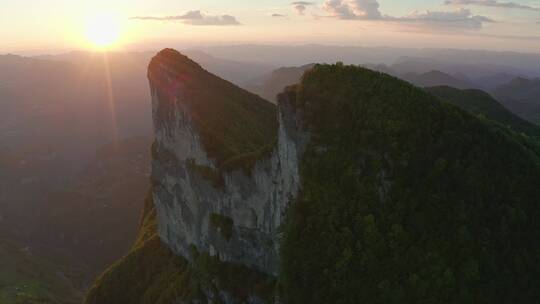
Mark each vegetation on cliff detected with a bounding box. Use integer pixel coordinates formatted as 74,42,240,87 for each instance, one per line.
209,213,234,241
280,63,540,304
85,192,275,304
149,49,278,172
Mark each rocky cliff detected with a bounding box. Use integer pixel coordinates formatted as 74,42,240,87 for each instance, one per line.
148,48,306,275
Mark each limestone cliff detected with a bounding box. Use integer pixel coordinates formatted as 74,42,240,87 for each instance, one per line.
148,49,306,275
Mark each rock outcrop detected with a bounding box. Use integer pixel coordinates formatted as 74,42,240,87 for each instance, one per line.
148,49,306,275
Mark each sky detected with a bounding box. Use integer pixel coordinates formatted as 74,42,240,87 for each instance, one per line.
1,0,540,54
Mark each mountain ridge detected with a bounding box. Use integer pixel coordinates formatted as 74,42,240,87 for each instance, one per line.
427,86,540,138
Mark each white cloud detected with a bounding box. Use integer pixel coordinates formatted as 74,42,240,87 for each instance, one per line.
292,1,316,15
130,10,241,26
322,0,382,19
321,0,495,29
402,8,495,29
445,0,540,11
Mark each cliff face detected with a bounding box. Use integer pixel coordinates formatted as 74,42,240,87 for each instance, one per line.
148,49,306,275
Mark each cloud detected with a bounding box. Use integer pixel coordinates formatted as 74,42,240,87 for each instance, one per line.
272,13,288,17
402,8,495,29
130,10,241,25
322,0,382,19
477,33,540,41
445,0,540,11
292,1,315,15
321,0,494,29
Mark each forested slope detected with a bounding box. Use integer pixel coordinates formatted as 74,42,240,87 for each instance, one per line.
280,64,540,303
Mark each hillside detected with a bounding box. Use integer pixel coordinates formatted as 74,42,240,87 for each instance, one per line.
281,65,540,303
33,137,152,271
427,86,540,138
246,64,315,102
280,64,540,303
87,54,540,304
402,70,476,89
0,137,152,303
493,77,540,125
0,228,82,304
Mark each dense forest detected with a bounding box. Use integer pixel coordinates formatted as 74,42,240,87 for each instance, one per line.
280,64,540,303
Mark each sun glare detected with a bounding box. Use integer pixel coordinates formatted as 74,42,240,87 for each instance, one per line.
85,14,120,50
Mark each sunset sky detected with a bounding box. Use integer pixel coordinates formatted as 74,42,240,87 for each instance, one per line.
1,0,540,53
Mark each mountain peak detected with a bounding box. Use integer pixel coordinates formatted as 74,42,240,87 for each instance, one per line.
149,49,204,85
148,48,277,169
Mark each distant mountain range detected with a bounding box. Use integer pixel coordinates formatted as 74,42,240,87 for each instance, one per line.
427,86,540,138
246,61,540,130
493,77,540,125
246,63,316,102
402,70,476,90
200,45,540,78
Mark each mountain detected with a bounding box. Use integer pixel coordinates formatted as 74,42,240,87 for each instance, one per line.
0,228,82,304
0,52,155,276
182,50,276,85
0,52,153,166
87,50,540,304
246,65,479,103
31,137,152,271
201,44,417,67
427,86,540,138
85,48,280,304
246,63,315,102
417,48,540,76
475,73,519,90
37,50,275,88
0,137,151,303
391,56,538,80
280,64,540,303
402,70,476,89
201,45,540,76
493,77,540,125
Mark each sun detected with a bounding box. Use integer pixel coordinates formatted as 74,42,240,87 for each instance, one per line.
85,13,121,50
